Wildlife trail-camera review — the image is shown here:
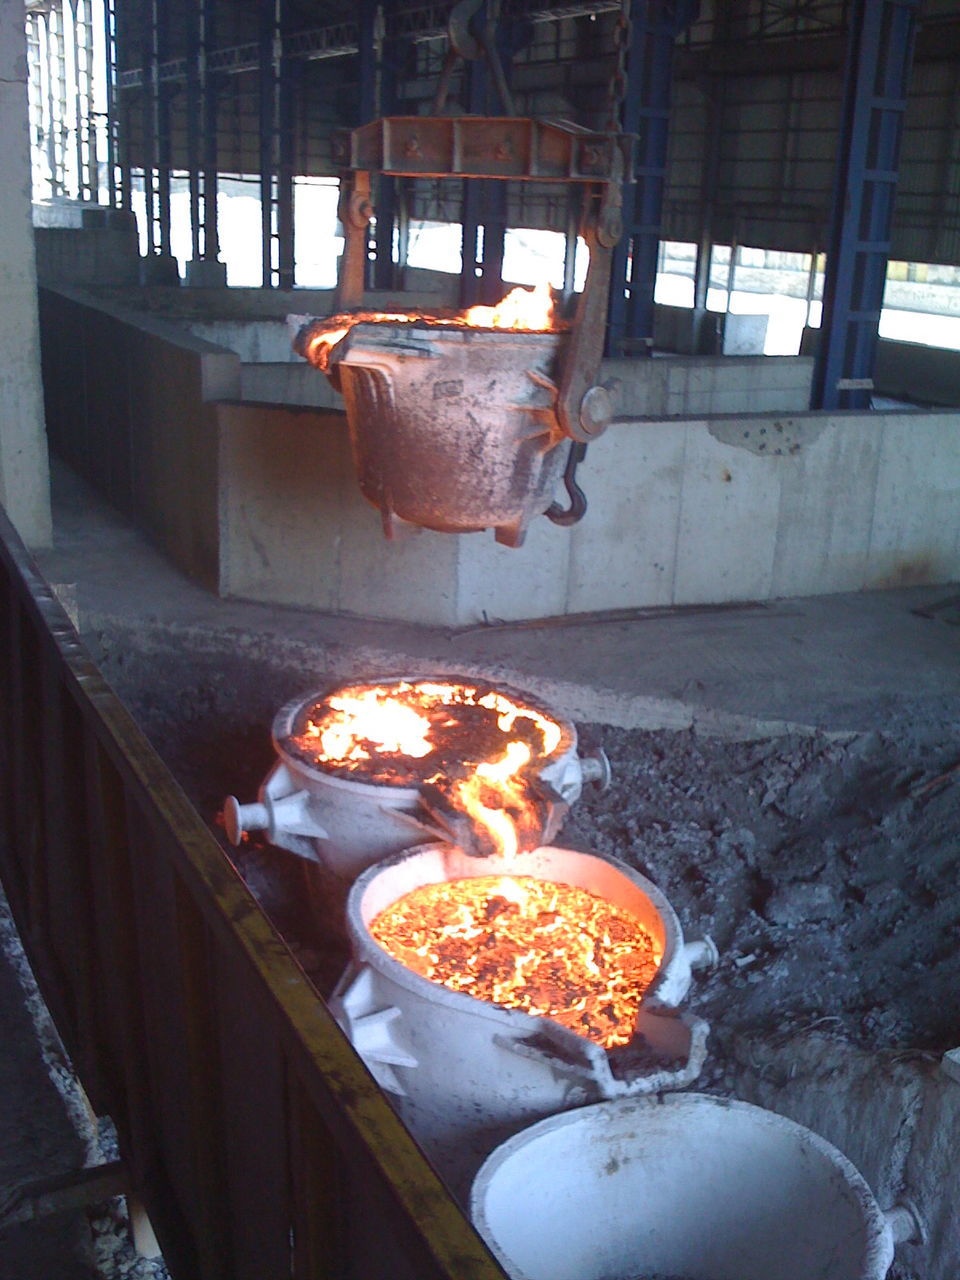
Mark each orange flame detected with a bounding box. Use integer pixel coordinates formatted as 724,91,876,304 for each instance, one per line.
315,689,432,761
447,741,532,859
298,283,558,372
463,280,554,330
290,680,563,857
304,313,411,372
369,874,660,1047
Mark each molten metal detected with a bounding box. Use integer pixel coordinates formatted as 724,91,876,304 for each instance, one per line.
369,874,660,1048
300,282,558,372
288,680,564,857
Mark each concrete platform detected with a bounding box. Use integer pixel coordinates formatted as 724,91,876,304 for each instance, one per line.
37,460,960,738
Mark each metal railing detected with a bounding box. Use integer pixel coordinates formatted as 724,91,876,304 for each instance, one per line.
0,502,506,1280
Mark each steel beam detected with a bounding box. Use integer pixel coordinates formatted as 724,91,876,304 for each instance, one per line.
140,0,159,253
460,38,501,309
259,0,295,288
115,2,622,91
811,0,920,411
184,0,222,265
201,0,220,262
607,0,686,356
183,0,222,266
186,0,203,263
341,116,626,180
371,1,400,291
102,0,125,208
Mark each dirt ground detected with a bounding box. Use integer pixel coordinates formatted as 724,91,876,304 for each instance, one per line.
102,628,960,1059
89,631,960,1280
565,719,960,1056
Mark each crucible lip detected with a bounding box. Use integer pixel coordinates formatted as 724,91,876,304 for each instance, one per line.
337,320,568,345
469,1094,894,1280
271,675,578,794
346,843,680,1038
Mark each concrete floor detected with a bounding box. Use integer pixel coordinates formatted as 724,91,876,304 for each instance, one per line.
37,460,960,739
4,456,960,1278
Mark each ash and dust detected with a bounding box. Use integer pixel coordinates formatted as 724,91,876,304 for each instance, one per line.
565,720,960,1057
103,625,960,1058
90,636,960,1278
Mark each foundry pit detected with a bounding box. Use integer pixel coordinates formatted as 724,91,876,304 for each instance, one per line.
20,453,960,1280
62,537,960,1280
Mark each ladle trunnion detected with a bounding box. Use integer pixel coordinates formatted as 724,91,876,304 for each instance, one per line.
295,116,633,545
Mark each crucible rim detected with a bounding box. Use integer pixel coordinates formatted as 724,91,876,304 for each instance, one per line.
272,674,578,794
346,842,682,1036
469,1092,895,1280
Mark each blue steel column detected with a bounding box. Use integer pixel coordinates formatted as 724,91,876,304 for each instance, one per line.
459,41,497,307
360,0,399,291
259,0,295,288
187,0,220,266
606,1,689,357
810,0,920,410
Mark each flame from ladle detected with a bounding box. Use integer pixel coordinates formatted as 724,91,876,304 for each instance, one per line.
447,741,532,859
298,282,558,372
293,680,564,858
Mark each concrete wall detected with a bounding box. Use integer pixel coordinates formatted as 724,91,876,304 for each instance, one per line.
226,349,814,417
33,203,142,289
216,403,960,625
39,287,958,625
39,287,239,587
609,353,813,418
874,339,960,408
178,313,813,418
0,0,51,547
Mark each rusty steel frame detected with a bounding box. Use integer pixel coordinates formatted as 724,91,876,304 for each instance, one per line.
0,503,506,1280
333,116,629,444
334,115,627,182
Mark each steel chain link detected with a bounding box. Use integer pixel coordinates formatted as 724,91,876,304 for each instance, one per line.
605,0,631,133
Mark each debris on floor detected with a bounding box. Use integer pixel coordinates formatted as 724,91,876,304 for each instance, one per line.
0,888,170,1280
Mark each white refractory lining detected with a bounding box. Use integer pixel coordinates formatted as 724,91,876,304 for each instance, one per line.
222,678,610,879
329,843,715,1195
470,1094,911,1280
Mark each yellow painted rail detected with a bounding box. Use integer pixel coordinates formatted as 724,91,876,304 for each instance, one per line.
0,503,507,1280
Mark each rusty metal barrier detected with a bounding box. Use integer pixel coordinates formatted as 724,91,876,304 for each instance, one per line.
0,503,507,1280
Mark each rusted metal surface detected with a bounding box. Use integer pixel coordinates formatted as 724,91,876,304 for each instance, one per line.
0,503,507,1280
322,109,629,538
332,116,630,183
334,323,571,545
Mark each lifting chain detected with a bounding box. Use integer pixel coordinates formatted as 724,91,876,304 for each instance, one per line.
605,0,632,133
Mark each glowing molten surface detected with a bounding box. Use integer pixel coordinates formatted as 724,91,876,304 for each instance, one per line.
369,875,660,1048
301,281,557,372
289,680,565,857
463,280,554,329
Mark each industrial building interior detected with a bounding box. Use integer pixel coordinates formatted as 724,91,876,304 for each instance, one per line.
2,0,960,1277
